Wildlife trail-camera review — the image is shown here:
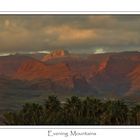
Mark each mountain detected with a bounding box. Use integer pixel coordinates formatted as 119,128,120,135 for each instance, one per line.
0,54,35,77
0,51,139,102
42,49,70,61
14,56,97,93
126,65,140,100
89,52,140,97
14,59,75,90
0,51,139,113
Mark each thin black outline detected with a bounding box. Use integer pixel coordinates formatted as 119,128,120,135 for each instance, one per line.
0,11,140,12
0,128,139,129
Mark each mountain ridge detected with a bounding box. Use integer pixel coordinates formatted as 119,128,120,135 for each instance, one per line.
0,51,139,100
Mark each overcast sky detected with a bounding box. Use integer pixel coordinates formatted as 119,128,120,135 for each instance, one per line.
0,15,140,54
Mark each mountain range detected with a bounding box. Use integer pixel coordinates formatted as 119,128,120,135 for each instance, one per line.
0,50,139,112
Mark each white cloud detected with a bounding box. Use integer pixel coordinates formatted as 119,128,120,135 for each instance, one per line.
94,48,105,54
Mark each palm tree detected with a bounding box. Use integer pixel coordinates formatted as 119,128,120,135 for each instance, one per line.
45,96,61,112
4,103,44,125
4,112,19,125
4,96,137,125
129,105,140,125
82,97,103,124
63,96,82,124
101,100,129,125
21,103,44,124
44,96,62,124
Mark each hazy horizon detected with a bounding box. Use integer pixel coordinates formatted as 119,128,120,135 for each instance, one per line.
0,49,139,57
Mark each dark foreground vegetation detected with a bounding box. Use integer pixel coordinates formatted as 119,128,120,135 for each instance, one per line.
3,96,140,125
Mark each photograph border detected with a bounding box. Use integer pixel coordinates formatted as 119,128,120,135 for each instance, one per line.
0,12,139,140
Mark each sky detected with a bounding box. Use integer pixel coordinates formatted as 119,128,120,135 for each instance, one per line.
0,15,140,54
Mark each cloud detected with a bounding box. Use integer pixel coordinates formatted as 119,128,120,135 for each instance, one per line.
0,15,140,53
94,48,105,54
44,25,96,43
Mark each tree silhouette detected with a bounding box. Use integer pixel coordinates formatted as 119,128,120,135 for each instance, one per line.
100,100,128,125
4,103,44,125
44,96,62,124
129,105,140,125
3,95,140,125
82,97,103,124
63,96,82,124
